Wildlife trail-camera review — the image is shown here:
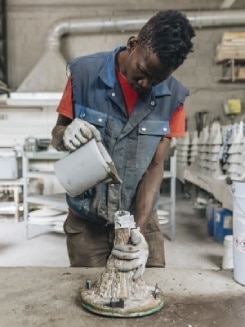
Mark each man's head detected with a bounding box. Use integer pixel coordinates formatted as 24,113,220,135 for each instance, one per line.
120,10,195,93
137,10,195,71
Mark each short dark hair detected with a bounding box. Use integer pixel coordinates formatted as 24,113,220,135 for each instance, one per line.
138,10,195,70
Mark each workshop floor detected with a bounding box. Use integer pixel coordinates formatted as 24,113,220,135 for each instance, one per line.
0,198,223,269
0,195,223,269
1,193,245,327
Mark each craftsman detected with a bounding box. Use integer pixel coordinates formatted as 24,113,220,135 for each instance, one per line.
51,10,195,279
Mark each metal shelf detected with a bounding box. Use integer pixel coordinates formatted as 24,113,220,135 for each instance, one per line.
219,58,245,83
22,151,68,239
26,194,67,211
26,171,56,178
163,171,174,179
158,150,177,241
24,151,68,160
0,178,24,221
159,196,173,205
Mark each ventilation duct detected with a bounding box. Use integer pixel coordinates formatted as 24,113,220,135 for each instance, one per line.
17,10,245,92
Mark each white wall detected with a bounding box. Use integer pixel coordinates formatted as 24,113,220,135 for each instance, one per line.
4,0,245,139
0,105,58,147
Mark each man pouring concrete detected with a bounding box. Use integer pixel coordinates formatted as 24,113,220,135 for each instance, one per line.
51,10,195,278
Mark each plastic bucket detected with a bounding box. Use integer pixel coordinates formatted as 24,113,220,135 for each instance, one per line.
54,139,121,197
231,179,245,286
222,235,234,270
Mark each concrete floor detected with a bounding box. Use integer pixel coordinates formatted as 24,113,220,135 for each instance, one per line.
0,221,69,267
0,196,223,269
0,195,244,326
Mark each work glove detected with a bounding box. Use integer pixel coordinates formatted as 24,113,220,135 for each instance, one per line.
63,118,101,151
112,228,149,280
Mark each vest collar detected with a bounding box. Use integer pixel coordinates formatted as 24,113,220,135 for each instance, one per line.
153,78,172,96
99,47,124,87
99,46,172,97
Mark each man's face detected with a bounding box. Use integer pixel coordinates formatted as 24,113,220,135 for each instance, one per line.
124,43,172,94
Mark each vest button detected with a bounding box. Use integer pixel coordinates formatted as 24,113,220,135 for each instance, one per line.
142,127,146,131
150,101,155,106
98,118,103,123
163,127,167,132
112,92,116,97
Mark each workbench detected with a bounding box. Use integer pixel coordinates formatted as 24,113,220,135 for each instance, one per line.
1,267,244,327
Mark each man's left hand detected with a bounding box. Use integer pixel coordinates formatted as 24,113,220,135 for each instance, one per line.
111,228,149,280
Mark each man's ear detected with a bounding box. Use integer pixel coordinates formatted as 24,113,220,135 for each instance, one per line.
127,36,138,50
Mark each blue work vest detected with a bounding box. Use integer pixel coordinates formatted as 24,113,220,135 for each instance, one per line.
66,47,189,225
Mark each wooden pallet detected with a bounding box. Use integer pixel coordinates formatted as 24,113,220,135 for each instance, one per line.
215,32,245,63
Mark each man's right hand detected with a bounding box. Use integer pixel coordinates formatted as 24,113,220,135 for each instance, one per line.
63,118,101,151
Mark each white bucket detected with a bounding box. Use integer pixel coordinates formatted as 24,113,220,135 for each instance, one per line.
231,179,245,285
54,139,121,197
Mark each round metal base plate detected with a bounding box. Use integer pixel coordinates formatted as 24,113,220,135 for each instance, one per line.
80,284,164,318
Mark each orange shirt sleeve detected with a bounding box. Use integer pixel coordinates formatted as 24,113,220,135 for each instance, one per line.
165,104,186,138
56,77,74,120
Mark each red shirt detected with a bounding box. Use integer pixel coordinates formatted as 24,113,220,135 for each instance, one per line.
57,77,185,137
116,69,138,116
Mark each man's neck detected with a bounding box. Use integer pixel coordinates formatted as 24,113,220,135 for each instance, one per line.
115,49,127,76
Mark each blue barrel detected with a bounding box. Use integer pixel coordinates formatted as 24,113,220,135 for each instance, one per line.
214,207,233,243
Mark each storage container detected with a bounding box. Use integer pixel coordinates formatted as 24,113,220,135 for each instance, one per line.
231,179,245,285
0,148,21,179
214,207,233,243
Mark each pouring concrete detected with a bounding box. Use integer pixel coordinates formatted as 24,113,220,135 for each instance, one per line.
80,211,164,317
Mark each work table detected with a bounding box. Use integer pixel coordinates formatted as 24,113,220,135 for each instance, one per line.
1,267,244,327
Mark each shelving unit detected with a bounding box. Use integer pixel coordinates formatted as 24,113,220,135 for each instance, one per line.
158,150,177,241
219,59,245,83
22,151,68,239
0,179,23,221
215,32,245,83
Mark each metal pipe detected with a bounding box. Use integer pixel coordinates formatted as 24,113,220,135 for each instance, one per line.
47,19,147,50
17,9,245,92
47,10,245,51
